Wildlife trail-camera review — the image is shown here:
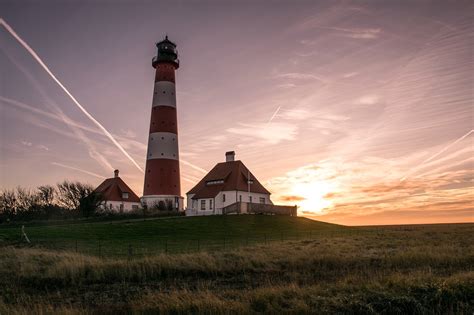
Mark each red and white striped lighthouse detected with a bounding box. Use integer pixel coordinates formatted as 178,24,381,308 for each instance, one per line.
141,36,183,210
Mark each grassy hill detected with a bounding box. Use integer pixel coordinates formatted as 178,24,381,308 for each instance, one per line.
0,220,472,314
0,215,345,256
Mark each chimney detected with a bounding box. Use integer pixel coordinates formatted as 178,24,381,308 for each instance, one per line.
225,151,235,162
114,169,119,178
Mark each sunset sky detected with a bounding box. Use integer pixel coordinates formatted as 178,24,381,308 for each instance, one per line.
1,1,472,225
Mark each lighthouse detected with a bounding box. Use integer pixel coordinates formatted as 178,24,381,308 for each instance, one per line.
141,36,183,210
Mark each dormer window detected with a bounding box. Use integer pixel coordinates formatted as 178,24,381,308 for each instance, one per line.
122,192,129,199
206,179,224,186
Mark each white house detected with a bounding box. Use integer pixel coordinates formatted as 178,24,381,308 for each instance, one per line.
94,170,141,212
186,151,273,215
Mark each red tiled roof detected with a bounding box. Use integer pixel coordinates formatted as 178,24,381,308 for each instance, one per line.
94,176,141,203
187,160,271,199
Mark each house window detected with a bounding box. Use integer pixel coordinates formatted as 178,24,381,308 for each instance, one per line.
210,199,213,210
132,205,139,210
122,192,129,199
109,203,113,210
119,204,124,212
260,197,265,204
239,195,242,202
201,200,206,210
223,194,226,202
249,196,253,203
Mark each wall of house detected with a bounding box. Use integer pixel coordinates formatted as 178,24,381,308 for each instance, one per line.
186,190,272,215
100,201,141,212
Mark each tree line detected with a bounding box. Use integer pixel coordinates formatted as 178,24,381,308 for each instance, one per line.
0,181,102,223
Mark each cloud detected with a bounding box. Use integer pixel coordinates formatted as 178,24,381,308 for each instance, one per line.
275,73,326,82
278,109,311,120
343,72,359,78
355,95,379,105
227,122,298,145
280,195,306,202
120,129,137,139
21,140,32,147
277,83,297,88
341,28,381,39
36,144,49,151
319,114,351,121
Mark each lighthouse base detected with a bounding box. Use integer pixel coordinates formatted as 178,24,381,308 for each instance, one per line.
141,195,184,211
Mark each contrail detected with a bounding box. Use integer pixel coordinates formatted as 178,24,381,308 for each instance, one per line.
180,159,208,174
267,106,282,124
2,54,115,173
51,162,106,179
401,129,474,181
420,129,473,164
182,175,198,184
1,18,144,173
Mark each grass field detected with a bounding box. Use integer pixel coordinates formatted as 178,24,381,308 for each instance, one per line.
0,216,473,314
0,215,345,256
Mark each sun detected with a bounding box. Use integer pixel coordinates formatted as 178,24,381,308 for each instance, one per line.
290,180,335,214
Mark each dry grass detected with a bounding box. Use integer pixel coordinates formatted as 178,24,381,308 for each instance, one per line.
0,223,473,314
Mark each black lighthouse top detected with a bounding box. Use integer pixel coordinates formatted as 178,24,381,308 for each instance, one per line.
152,35,179,69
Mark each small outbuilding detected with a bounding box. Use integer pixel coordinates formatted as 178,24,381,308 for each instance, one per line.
94,170,141,212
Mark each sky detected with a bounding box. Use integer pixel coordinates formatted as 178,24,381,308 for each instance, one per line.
1,0,472,225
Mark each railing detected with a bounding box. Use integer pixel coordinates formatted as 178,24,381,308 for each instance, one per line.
222,202,297,216
152,56,179,67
